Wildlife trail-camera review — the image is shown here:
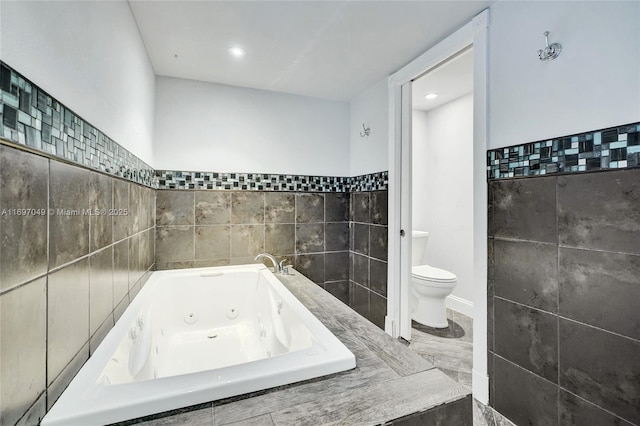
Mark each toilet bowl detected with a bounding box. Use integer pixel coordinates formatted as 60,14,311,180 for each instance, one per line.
411,231,458,328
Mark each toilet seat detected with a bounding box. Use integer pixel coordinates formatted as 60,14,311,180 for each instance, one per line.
411,265,457,287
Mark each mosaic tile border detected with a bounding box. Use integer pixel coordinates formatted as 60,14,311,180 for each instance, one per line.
155,170,389,192
350,171,389,192
0,62,154,187
487,122,640,180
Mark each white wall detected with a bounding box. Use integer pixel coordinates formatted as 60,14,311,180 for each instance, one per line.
349,78,389,176
0,1,156,164
412,94,474,304
154,76,350,176
489,1,640,150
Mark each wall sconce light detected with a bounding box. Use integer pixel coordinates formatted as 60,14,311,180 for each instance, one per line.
360,123,371,138
538,31,562,61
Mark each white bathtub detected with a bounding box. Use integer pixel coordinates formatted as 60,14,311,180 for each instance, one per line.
42,264,356,425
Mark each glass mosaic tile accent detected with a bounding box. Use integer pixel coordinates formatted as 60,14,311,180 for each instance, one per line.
487,122,640,180
350,171,389,192
155,170,389,192
0,62,154,187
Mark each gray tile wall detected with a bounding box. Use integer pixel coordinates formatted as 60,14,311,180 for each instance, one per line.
487,168,640,426
155,190,352,294
349,190,388,329
0,143,155,426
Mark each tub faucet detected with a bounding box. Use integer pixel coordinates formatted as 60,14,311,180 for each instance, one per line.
255,253,280,273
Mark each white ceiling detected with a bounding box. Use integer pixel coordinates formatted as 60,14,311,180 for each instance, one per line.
129,1,492,102
412,47,473,111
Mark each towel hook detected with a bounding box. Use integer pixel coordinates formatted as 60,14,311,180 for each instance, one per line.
538,31,562,61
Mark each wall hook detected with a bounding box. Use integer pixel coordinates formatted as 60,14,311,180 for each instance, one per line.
538,31,562,61
360,123,371,138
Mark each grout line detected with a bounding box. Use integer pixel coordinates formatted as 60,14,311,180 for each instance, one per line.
494,295,640,343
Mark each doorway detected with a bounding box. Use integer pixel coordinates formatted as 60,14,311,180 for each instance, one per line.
386,9,489,403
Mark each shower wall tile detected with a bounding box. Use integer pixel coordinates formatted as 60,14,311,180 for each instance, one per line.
14,393,46,426
128,232,141,287
130,181,142,235
49,160,91,269
348,190,389,329
231,224,264,258
90,315,114,355
369,291,387,330
195,225,231,261
493,239,558,312
156,190,194,226
295,193,324,223
559,390,635,426
325,192,349,222
195,192,231,225
491,177,557,243
349,282,369,318
493,356,558,426
265,224,295,256
89,247,114,336
559,247,640,340
295,253,325,284
46,343,89,410
89,172,113,252
113,239,130,305
558,168,640,254
156,226,194,263
325,251,349,282
0,145,48,291
296,223,325,254
352,193,370,223
559,319,640,423
47,258,90,386
231,192,265,224
370,191,388,225
113,179,130,241
325,222,349,252
353,253,369,288
264,193,295,223
494,298,558,382
0,277,46,426
353,223,370,255
488,164,640,426
324,281,349,305
369,259,388,297
0,140,155,425
369,225,388,261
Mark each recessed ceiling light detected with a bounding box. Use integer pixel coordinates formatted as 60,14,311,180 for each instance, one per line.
425,93,439,100
227,47,246,58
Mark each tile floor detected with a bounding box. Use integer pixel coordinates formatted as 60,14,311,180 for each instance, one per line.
406,308,515,426
407,308,474,390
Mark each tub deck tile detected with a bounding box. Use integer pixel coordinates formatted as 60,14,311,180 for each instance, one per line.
268,369,468,426
213,349,398,425
279,271,434,377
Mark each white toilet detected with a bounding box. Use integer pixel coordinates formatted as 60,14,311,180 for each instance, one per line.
411,230,457,328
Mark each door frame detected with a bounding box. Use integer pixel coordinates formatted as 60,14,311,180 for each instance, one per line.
385,8,490,403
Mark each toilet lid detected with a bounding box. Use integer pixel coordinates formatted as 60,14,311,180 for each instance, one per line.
412,265,457,283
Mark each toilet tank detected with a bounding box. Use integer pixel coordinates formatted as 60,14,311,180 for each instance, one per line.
411,231,429,266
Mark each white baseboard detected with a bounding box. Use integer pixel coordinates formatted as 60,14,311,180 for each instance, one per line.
472,368,489,404
446,294,474,317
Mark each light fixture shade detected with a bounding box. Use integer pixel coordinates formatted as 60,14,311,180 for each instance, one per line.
425,93,438,100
